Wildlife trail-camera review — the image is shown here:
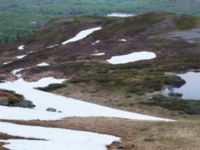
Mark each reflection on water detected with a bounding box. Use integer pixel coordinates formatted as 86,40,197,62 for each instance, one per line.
164,72,200,100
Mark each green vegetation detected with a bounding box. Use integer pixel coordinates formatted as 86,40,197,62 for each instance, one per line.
174,15,199,30
17,12,200,52
37,83,66,92
0,91,24,105
70,67,177,94
144,95,200,115
68,58,187,96
25,16,105,45
8,95,22,105
59,51,200,115
96,12,170,37
0,0,200,43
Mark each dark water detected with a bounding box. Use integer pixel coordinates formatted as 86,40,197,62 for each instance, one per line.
164,72,200,100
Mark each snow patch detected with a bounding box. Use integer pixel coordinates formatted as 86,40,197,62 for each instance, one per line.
2,61,12,65
27,51,33,54
28,77,65,88
37,62,49,67
119,39,127,42
0,77,171,121
11,68,24,78
0,122,120,150
62,27,102,45
16,55,27,60
18,45,25,50
0,106,65,120
107,13,135,17
107,51,156,64
91,53,105,56
92,40,100,45
46,44,59,49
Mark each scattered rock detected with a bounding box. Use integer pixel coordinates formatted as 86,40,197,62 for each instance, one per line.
0,100,9,106
164,28,200,45
0,90,35,108
14,100,35,108
117,143,126,149
0,99,35,108
46,108,57,112
108,141,135,149
164,76,186,88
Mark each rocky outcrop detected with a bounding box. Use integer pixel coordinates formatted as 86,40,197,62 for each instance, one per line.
14,100,35,108
0,90,35,108
46,108,57,112
163,28,200,45
0,99,35,108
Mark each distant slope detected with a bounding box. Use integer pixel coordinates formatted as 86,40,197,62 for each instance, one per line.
0,0,200,43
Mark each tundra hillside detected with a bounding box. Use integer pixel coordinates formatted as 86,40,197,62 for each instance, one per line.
0,0,200,42
1,12,200,118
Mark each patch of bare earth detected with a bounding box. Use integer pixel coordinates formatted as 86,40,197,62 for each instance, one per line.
6,117,200,150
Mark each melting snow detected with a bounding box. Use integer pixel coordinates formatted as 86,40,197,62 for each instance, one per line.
119,39,127,42
11,68,24,78
2,61,12,65
91,53,105,56
0,122,120,150
62,27,102,45
28,77,65,88
18,45,25,50
107,13,135,17
46,44,59,49
16,55,26,60
107,51,156,64
28,51,33,54
92,40,100,45
37,62,49,67
0,77,171,121
0,106,65,120
0,76,172,150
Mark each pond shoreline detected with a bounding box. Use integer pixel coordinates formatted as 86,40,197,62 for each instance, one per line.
164,71,200,100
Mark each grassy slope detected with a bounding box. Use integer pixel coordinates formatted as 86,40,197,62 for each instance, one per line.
0,0,200,43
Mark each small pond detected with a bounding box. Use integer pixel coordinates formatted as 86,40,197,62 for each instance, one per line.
164,72,200,100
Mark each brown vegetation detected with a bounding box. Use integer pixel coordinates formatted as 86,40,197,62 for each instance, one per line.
7,117,200,150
